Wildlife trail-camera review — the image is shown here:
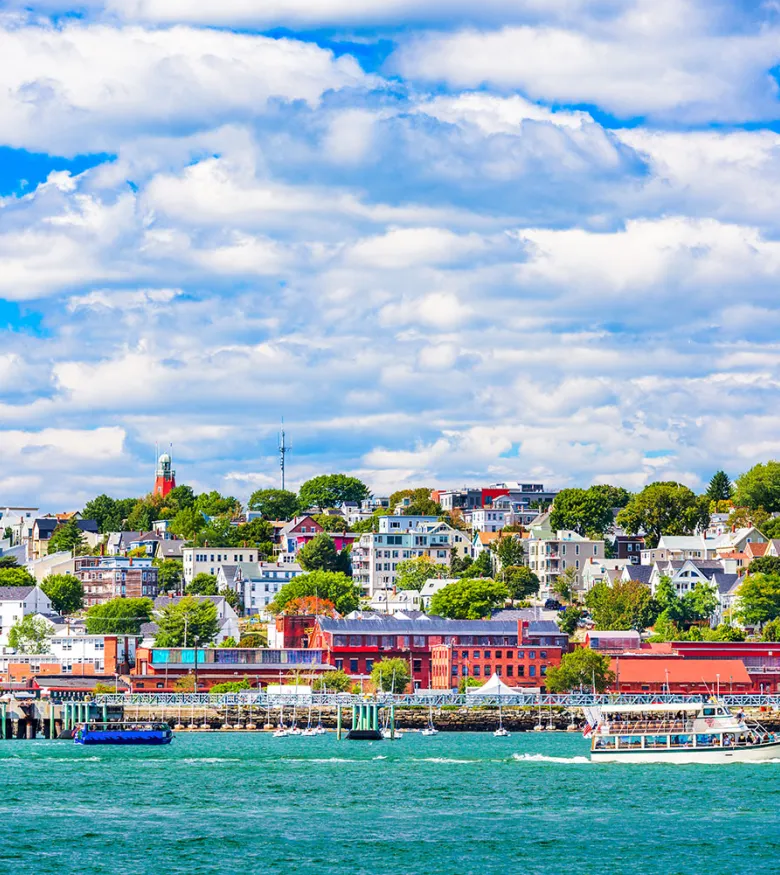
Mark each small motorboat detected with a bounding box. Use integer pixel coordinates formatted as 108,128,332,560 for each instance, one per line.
74,722,173,746
493,727,511,738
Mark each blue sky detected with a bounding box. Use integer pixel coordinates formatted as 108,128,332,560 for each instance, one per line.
3,0,780,509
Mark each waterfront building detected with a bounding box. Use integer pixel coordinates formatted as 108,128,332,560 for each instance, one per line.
75,556,158,606
608,655,752,694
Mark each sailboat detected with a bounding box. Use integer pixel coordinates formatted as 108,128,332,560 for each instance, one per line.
273,702,289,737
533,696,544,731
302,700,317,736
421,701,438,736
494,694,510,738
314,701,327,735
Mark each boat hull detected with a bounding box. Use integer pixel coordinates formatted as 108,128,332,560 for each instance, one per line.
591,740,780,764
75,731,173,746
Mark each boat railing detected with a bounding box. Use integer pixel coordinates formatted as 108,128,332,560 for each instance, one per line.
606,719,694,734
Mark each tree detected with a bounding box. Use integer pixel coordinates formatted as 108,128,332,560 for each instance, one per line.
458,676,484,693
280,596,337,617
85,597,154,634
549,487,616,537
371,657,412,693
186,573,218,596
546,648,615,693
210,678,250,693
451,554,474,576
313,669,352,692
502,566,540,601
168,506,206,540
0,555,19,568
233,518,275,546
41,574,84,615
388,488,442,516
8,615,53,654
298,474,370,511
48,519,86,555
615,482,710,548
239,633,266,648
551,567,579,605
734,461,780,512
155,596,219,646
312,514,349,533
727,506,769,531
272,571,362,615
761,618,780,642
491,533,525,569
82,494,126,533
747,556,780,576
469,551,494,578
760,517,780,541
682,582,718,623
706,471,734,503
394,556,449,592
195,490,239,517
429,578,509,619
218,636,238,648
648,609,683,642
0,566,36,587
297,533,350,574
585,580,658,630
154,558,183,594
173,674,196,692
736,573,780,627
557,606,585,636
190,516,237,548
165,485,196,512
248,488,299,520
654,575,686,623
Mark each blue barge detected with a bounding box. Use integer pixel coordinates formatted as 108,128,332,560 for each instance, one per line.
74,722,173,745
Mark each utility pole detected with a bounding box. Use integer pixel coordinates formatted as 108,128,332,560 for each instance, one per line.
278,420,291,491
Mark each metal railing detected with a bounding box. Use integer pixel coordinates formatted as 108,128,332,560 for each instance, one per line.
91,692,780,708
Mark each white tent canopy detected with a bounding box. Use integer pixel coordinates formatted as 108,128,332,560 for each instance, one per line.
466,673,520,697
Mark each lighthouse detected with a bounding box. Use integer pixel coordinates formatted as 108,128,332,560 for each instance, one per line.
153,451,176,498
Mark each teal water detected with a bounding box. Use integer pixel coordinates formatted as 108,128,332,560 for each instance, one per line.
1,732,778,875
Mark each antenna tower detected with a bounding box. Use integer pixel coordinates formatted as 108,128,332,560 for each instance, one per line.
278,420,292,491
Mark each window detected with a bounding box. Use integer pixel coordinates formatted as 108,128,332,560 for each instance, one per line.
451,665,458,675
461,651,468,659
484,650,491,659
529,665,536,677
473,666,481,677
540,650,547,659
335,659,344,670
473,650,480,659
494,650,501,659
349,659,359,674
541,666,547,676
413,659,422,673
365,659,374,672
528,651,536,660
495,666,502,676
506,665,514,677
518,665,525,677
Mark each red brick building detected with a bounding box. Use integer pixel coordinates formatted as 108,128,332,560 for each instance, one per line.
431,640,564,690
76,556,159,606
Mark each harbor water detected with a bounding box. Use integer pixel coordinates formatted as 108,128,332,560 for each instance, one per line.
1,731,778,875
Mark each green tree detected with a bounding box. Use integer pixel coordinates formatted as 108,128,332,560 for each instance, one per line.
682,582,718,623
458,676,485,693
312,514,349,533
469,551,494,578
165,485,196,512
654,575,686,623
371,657,412,693
747,556,780,576
210,678,251,693
297,533,350,574
551,567,579,605
233,518,275,546
734,461,780,512
298,474,371,511
760,517,780,541
429,578,509,619
585,580,658,630
41,574,84,614
451,554,474,576
546,648,615,693
186,573,218,596
155,595,219,646
248,488,299,520
222,588,240,612
0,566,36,587
82,494,126,533
0,555,19,568
503,566,540,601
549,487,616,536
761,618,780,642
616,482,710,548
196,490,239,517
85,597,154,634
706,471,734,503
154,558,184,593
8,615,52,654
48,519,86,555
649,610,683,642
126,499,156,532
728,506,769,531
557,606,585,636
394,555,449,592
239,632,266,648
491,533,525,568
388,487,442,516
272,571,361,615
218,636,238,648
736,573,780,627
168,506,205,540
313,669,352,692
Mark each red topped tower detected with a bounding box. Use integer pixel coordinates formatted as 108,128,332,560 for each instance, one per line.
153,451,176,498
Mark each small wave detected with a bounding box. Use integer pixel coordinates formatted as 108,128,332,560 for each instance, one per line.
416,757,479,764
512,753,590,764
373,755,387,760
182,757,240,764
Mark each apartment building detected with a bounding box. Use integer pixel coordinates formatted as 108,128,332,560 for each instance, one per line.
526,530,605,593
75,556,159,607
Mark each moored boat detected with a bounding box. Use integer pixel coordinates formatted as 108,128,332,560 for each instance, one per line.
74,722,173,746
586,702,780,764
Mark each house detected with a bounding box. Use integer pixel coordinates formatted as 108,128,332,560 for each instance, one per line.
641,536,713,565
526,529,605,593
28,518,100,561
0,587,53,647
648,559,724,596
581,558,629,592
75,556,158,606
419,577,456,609
368,589,424,614
620,564,654,586
468,508,509,532
712,527,767,556
0,506,38,547
472,530,502,558
26,551,76,583
182,545,265,585
216,561,304,616
613,535,644,565
711,572,742,624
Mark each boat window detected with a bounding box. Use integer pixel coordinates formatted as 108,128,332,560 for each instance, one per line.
670,734,693,748
703,707,716,717
645,735,668,749
594,736,616,749
696,734,716,747
618,735,642,749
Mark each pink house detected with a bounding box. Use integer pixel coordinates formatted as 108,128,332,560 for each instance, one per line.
279,516,358,556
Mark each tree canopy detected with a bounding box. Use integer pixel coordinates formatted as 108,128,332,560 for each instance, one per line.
0,566,36,588
298,474,370,510
313,669,352,692
394,555,449,591
491,533,525,568
428,578,509,619
85,597,154,634
585,580,658,630
155,595,219,647
706,471,734,503
186,573,218,596
371,657,411,693
388,487,441,516
297,533,350,574
311,514,349,533
502,566,540,601
248,488,299,520
546,648,615,693
549,486,617,536
272,571,362,616
195,490,239,517
41,574,84,614
736,573,780,627
154,558,183,593
8,615,52,654
734,461,780,512
615,481,710,548
48,519,86,555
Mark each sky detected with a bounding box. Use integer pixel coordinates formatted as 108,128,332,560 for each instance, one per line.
3,0,780,509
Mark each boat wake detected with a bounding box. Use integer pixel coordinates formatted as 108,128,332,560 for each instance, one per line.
415,757,480,764
512,753,591,764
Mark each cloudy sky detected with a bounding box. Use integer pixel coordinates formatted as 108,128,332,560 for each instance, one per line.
2,0,780,509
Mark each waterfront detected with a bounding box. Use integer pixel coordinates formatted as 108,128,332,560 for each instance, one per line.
1,733,779,875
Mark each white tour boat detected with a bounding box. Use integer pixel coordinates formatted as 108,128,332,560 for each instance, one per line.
586,702,780,764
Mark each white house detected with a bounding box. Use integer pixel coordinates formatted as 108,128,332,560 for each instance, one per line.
419,577,456,609
0,586,53,647
217,561,304,616
581,558,629,592
648,559,724,596
182,545,264,586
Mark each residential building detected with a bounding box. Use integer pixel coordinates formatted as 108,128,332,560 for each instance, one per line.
368,589,424,614
468,508,509,532
581,558,629,592
613,535,644,564
182,545,264,585
648,559,724,596
433,482,557,512
419,577,455,610
216,561,304,615
28,518,100,561
0,587,53,647
75,556,158,606
26,551,75,583
0,506,38,547
526,530,605,593
276,515,358,561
